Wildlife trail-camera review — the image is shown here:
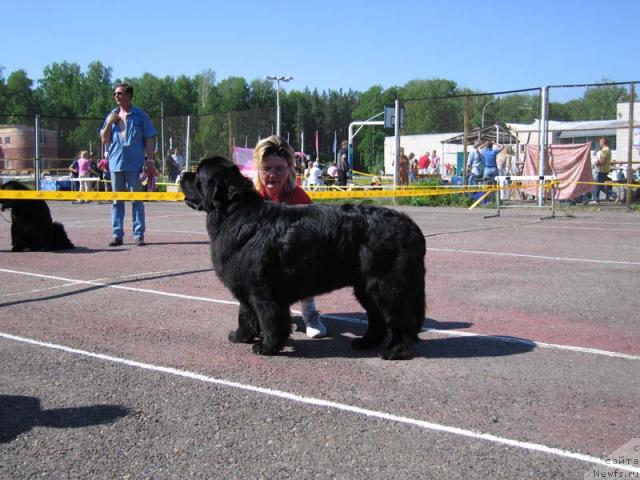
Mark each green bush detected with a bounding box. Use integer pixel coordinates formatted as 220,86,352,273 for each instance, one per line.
398,180,474,207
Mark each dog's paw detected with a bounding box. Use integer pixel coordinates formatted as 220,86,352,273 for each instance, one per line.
381,344,413,361
251,343,279,356
228,329,254,344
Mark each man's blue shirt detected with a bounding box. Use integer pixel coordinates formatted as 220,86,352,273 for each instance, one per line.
483,148,499,169
103,106,156,172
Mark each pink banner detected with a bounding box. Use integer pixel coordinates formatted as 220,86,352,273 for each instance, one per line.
232,146,256,180
523,144,593,200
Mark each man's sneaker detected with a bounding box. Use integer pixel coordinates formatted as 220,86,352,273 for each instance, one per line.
304,311,327,338
588,200,599,206
135,238,146,247
108,238,123,247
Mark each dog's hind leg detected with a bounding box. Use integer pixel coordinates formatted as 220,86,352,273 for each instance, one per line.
382,287,425,361
229,302,260,344
251,302,291,356
351,283,387,350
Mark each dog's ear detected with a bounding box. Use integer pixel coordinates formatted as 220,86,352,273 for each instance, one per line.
202,172,228,211
223,164,254,203
197,156,253,212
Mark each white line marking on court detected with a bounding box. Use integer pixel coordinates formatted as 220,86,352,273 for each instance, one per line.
0,281,86,298
1,268,638,361
427,247,640,266
523,225,640,233
0,268,237,305
321,314,640,361
1,331,637,475
0,270,177,298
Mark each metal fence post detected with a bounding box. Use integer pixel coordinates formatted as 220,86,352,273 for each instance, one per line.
627,82,635,207
463,95,469,185
393,99,401,204
539,86,549,206
185,115,191,172
160,101,165,175
34,114,41,190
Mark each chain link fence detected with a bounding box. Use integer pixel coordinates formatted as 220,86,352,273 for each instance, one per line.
2,83,638,204
389,82,639,206
396,88,541,179
0,107,275,184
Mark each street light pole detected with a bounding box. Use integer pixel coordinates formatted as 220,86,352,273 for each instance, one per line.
266,75,293,137
481,96,498,128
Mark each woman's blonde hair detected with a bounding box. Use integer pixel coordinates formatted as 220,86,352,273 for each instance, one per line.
253,135,297,196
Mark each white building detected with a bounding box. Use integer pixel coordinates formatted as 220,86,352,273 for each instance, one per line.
383,101,640,175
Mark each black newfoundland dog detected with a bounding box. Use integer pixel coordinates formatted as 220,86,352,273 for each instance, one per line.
181,157,426,360
0,181,74,252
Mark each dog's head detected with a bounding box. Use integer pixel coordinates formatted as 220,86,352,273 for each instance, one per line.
0,181,30,210
180,156,258,213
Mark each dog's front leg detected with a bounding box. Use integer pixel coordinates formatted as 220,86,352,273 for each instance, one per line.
10,225,26,252
228,303,260,344
251,303,290,356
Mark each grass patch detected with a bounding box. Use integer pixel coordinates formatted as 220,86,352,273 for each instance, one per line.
398,179,474,207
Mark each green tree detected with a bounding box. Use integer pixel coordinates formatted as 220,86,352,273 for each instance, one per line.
38,62,84,117
6,69,38,116
400,79,460,134
248,79,275,109
581,83,627,120
217,76,249,112
83,61,112,117
0,67,7,114
194,69,217,114
38,62,88,157
351,85,397,173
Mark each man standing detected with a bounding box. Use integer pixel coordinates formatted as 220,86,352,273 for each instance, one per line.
101,83,157,247
481,141,504,183
337,140,349,186
466,142,484,185
418,151,430,175
589,137,614,205
430,149,440,174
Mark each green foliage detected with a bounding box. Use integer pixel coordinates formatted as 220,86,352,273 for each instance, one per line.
398,179,474,207
6,70,37,115
0,63,635,175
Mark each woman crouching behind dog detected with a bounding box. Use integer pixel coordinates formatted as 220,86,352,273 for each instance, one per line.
253,135,327,339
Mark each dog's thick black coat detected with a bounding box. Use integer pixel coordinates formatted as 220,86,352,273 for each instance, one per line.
181,157,426,360
0,181,74,252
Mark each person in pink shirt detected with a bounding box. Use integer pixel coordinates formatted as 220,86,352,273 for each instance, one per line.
430,149,440,174
76,150,93,197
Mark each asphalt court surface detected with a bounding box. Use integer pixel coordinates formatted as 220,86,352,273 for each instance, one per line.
1,201,639,478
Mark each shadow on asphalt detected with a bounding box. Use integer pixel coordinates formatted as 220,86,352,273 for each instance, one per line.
286,314,534,360
0,395,128,443
0,268,213,309
0,240,209,254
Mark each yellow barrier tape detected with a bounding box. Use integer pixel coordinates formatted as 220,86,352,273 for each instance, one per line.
0,179,573,202
0,191,185,201
468,191,492,210
0,186,491,202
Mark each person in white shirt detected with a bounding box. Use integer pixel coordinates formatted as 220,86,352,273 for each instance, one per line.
307,161,324,189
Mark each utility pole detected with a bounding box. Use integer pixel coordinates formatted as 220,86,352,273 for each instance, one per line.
265,75,293,137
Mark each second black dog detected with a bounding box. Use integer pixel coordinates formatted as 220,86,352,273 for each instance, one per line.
0,181,74,252
181,157,426,360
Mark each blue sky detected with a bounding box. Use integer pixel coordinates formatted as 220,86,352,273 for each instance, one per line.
3,0,638,99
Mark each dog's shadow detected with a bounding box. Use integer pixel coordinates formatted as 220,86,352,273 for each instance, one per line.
286,314,535,359
0,394,129,443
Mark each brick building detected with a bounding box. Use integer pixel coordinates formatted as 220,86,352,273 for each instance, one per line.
0,125,58,170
